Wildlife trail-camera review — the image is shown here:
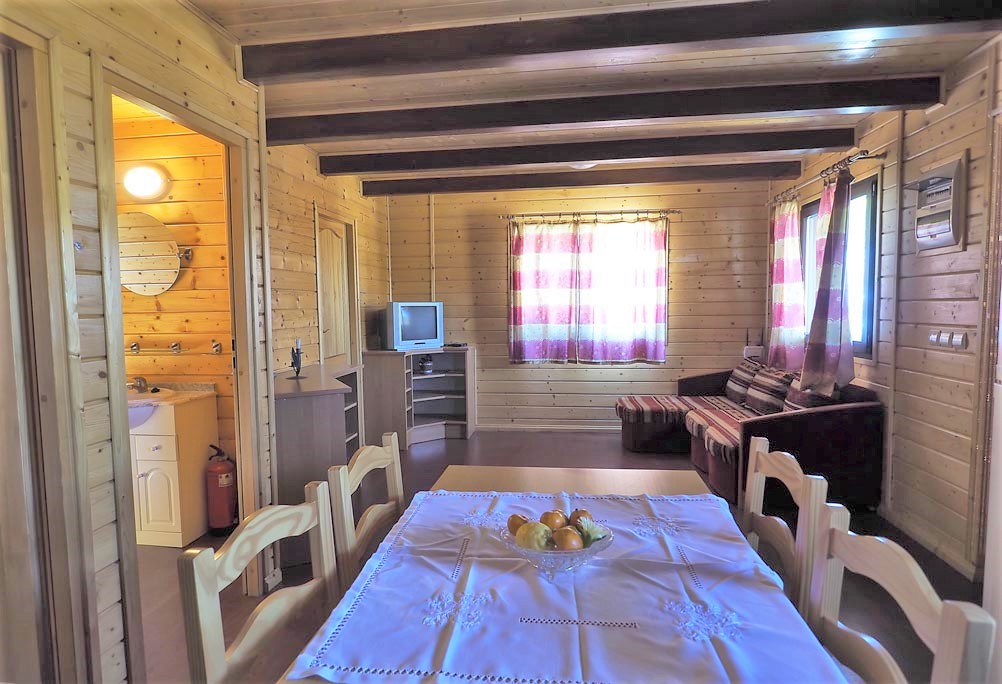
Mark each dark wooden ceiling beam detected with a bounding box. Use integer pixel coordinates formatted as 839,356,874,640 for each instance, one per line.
361,161,802,196
267,78,939,145
320,128,855,175
241,1,1002,82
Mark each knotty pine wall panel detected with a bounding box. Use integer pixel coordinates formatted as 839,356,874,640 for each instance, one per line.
113,103,237,456
267,146,390,368
388,182,770,430
769,47,993,578
4,1,274,679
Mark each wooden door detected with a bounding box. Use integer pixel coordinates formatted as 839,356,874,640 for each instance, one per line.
136,460,181,533
317,219,350,365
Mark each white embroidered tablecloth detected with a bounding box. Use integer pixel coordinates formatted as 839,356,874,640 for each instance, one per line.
288,491,847,684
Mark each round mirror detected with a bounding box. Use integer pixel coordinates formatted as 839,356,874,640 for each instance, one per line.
118,212,181,296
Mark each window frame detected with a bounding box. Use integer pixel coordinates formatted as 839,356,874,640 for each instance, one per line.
799,173,880,361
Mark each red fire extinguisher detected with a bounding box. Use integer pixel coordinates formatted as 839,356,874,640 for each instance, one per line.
206,445,237,536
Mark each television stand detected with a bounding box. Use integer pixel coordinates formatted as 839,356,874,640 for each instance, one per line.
362,346,476,448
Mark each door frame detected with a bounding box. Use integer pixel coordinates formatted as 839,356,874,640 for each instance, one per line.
95,69,267,604
0,22,93,682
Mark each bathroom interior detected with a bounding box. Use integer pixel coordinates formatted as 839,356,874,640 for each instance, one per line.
112,94,247,669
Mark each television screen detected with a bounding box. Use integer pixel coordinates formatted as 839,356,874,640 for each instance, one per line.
400,305,439,341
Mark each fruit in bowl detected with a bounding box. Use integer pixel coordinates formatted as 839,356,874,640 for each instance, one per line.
514,521,552,551
506,509,610,551
553,526,584,550
501,508,613,579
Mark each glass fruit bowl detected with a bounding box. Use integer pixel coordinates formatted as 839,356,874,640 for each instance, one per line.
498,527,614,580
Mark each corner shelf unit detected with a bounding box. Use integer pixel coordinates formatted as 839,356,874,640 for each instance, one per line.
335,367,363,459
362,346,476,448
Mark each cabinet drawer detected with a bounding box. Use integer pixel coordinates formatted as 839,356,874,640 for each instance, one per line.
134,435,177,461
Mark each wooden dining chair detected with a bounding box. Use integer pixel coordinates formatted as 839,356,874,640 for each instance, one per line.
808,502,996,683
328,431,405,594
177,481,338,684
741,436,828,616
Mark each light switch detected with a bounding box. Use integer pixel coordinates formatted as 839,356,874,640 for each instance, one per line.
950,332,968,350
929,330,941,345
938,331,951,347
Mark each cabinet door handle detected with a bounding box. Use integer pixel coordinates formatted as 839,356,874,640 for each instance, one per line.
137,472,148,479
150,444,162,451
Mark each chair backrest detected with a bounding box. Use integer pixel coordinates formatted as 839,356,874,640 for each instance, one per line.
328,432,405,594
741,436,827,615
177,481,338,684
808,502,996,684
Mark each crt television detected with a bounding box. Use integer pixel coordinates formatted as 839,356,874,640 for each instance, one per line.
385,301,445,350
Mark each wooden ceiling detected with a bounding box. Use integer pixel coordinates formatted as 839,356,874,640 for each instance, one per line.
193,0,1002,195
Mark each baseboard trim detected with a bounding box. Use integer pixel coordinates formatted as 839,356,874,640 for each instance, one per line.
880,507,978,581
476,423,619,433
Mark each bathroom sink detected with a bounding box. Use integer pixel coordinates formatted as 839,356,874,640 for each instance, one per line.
126,388,175,428
126,387,175,403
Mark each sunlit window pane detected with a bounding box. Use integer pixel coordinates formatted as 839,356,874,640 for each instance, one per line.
803,212,818,324
846,193,869,343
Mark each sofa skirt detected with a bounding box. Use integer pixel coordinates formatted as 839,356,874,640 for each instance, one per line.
691,436,737,504
621,421,689,453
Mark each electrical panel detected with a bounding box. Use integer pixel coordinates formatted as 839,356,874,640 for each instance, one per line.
905,150,967,255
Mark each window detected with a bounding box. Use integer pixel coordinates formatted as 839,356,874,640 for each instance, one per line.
508,219,667,364
800,175,879,359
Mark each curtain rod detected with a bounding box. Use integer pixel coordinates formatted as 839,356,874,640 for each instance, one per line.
768,150,888,205
500,209,681,220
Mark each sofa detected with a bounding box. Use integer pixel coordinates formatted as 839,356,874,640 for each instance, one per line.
616,360,884,509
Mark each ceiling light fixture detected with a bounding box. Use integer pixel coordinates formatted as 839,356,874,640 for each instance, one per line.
123,164,171,201
568,161,598,170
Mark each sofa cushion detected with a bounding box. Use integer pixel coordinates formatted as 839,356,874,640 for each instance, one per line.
616,395,694,427
745,367,796,415
724,358,763,404
783,377,840,411
684,398,759,466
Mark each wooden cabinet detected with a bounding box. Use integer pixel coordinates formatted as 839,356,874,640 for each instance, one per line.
363,347,476,448
274,364,356,569
135,460,181,533
129,393,219,547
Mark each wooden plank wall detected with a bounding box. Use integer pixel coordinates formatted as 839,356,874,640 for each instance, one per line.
113,99,238,457
387,182,770,429
60,45,132,684
267,146,390,367
3,1,270,680
770,47,994,577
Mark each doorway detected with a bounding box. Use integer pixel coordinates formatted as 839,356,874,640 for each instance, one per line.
108,92,259,681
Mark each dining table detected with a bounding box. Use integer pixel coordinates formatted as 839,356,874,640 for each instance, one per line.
283,466,847,683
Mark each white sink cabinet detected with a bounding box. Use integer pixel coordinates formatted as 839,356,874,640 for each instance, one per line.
129,393,219,547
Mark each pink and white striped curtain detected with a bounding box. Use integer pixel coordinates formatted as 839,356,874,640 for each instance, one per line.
801,170,856,396
509,219,667,364
766,200,805,371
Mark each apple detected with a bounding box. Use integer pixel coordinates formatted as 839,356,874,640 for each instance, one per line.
553,526,584,550
515,521,552,551
507,513,530,535
568,509,593,527
539,510,568,530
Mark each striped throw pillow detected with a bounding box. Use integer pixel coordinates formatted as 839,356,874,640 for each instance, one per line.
724,359,763,404
745,367,796,415
783,378,839,411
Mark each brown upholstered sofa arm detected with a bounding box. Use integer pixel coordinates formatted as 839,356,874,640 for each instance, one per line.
739,401,885,508
678,370,732,396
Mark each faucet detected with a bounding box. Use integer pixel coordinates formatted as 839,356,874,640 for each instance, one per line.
127,376,149,393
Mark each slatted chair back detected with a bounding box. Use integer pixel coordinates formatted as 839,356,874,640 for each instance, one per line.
328,432,405,594
741,436,828,615
177,481,338,684
808,502,996,684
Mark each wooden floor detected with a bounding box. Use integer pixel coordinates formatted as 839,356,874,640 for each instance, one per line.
138,430,980,683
